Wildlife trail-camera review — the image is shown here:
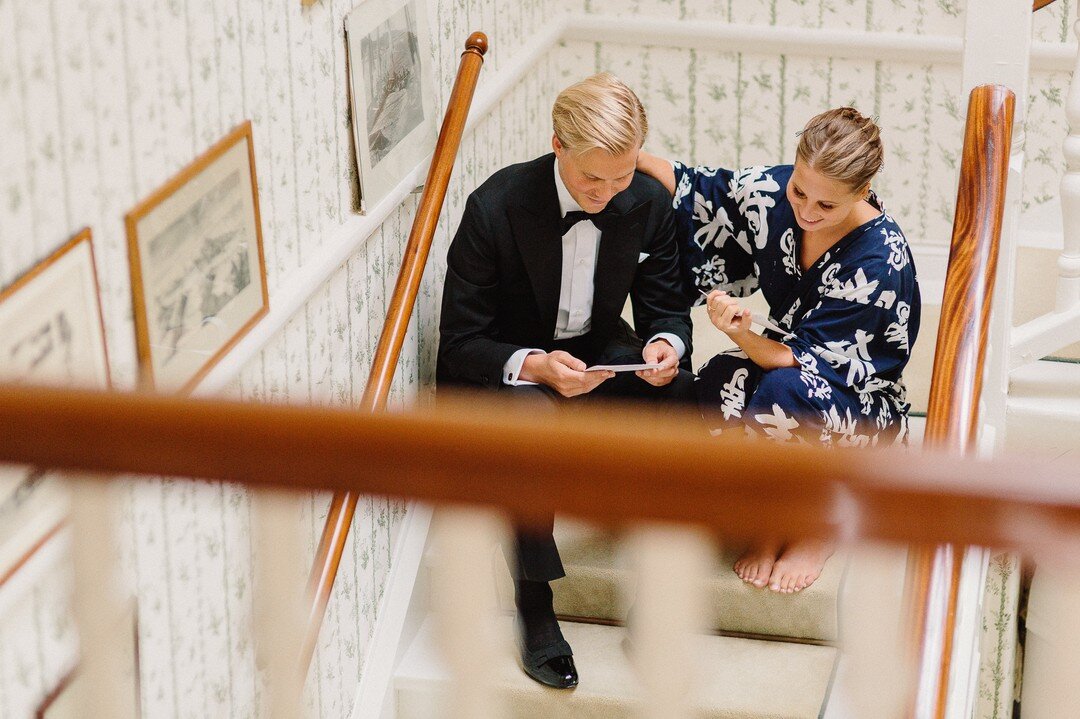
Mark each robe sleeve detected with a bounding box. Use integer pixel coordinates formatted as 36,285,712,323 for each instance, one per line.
670,162,764,305
782,255,918,399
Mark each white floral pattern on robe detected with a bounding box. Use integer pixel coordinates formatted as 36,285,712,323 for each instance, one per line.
673,163,921,446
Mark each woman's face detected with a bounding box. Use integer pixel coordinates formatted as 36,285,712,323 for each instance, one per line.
786,161,868,234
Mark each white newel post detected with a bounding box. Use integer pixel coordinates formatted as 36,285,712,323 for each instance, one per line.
959,0,1032,447
951,3,1033,718
1057,22,1080,314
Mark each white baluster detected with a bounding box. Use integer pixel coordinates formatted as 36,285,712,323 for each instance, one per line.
626,524,711,719
1059,22,1080,314
252,489,307,719
430,507,507,719
70,475,137,719
824,543,911,718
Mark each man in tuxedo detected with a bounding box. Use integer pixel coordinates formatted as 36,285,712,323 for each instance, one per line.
436,73,695,689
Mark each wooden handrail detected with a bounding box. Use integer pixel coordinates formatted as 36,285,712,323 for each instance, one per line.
3,385,1080,552
1033,0,1059,11
924,87,1015,452
909,84,1015,719
299,32,489,676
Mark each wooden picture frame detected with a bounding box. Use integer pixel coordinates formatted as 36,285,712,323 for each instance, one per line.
346,0,437,212
125,120,269,394
0,228,110,583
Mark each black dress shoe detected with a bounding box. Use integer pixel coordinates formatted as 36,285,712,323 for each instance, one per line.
520,646,578,689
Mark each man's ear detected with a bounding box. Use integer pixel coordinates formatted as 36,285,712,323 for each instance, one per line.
552,134,563,157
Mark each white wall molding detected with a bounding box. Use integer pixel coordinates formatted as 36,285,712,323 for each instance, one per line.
564,14,1076,73
566,14,963,65
194,20,565,396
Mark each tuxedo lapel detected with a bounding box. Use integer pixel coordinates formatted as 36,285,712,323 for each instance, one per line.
508,155,563,334
591,196,648,331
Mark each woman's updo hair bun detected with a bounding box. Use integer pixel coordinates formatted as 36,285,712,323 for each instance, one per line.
795,107,884,193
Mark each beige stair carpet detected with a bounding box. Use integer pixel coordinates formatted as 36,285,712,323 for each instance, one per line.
495,519,844,643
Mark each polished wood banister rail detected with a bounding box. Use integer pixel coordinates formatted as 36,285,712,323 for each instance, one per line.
301,31,488,675
909,84,1015,718
2,385,1080,551
1033,0,1059,11
924,85,1015,452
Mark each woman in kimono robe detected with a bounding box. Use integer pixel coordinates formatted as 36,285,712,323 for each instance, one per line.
637,107,920,594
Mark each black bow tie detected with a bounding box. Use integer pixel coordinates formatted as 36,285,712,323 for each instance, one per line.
560,209,614,236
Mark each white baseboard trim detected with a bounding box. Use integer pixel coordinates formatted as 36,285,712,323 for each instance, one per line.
350,502,434,719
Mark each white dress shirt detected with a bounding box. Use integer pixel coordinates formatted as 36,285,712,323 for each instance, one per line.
502,159,686,385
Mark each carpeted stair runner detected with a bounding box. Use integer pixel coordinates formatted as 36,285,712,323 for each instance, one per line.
495,519,845,643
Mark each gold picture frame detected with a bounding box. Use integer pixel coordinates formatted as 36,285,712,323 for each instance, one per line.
125,121,269,394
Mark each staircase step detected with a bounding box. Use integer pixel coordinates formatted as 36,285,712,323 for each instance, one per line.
1007,359,1080,455
395,615,837,719
495,520,844,643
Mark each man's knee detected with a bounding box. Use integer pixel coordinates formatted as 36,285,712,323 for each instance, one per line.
497,383,562,412
437,380,561,415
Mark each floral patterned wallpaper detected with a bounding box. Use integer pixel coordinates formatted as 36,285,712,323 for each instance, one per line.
560,0,1080,245
0,0,556,717
1,0,1078,717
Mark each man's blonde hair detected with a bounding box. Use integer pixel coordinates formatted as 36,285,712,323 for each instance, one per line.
552,73,648,156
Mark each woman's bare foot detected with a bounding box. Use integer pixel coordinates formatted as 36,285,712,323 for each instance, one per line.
767,538,835,593
733,539,783,588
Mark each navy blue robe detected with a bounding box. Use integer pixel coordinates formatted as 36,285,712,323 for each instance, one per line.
672,162,921,446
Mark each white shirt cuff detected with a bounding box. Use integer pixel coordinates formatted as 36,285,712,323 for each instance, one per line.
503,348,544,385
645,333,686,360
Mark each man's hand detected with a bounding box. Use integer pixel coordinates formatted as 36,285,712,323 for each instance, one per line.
520,351,614,398
706,290,751,338
636,339,680,387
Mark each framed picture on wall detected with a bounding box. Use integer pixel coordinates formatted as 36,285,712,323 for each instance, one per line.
125,120,269,394
0,228,110,583
345,0,437,212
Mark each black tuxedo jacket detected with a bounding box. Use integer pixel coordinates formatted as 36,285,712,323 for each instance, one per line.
437,153,693,388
